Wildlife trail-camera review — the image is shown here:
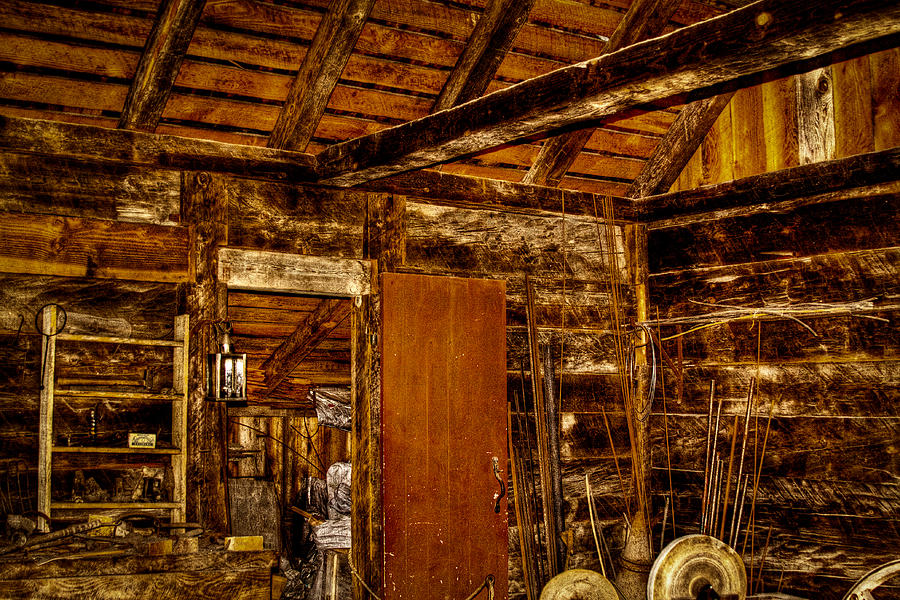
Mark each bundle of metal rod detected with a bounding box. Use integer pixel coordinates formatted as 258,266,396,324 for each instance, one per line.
701,381,716,533
509,401,536,600
525,275,560,578
729,379,755,545
702,385,723,535
514,378,547,595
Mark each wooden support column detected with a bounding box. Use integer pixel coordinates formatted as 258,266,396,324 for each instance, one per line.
616,222,652,600
177,171,229,533
352,193,405,600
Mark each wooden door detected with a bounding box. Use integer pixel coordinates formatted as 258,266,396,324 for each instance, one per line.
381,273,508,600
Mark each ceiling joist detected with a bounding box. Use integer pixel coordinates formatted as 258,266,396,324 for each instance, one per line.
521,0,679,187
315,0,900,187
267,0,378,152
118,0,207,132
432,0,537,112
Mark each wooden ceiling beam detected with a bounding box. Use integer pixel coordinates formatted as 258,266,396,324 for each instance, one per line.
521,0,679,187
432,0,537,112
316,0,900,187
118,0,207,132
0,115,318,180
637,146,900,225
267,0,378,152
260,298,352,396
627,92,735,197
364,169,640,219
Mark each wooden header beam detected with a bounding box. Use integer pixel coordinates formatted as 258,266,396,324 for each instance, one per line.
316,0,900,186
0,115,318,180
217,247,372,297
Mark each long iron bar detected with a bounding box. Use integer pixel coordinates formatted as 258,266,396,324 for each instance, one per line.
706,395,723,534
731,474,750,548
730,378,756,545
755,525,774,594
742,393,778,556
585,472,605,577
701,380,716,533
719,414,740,540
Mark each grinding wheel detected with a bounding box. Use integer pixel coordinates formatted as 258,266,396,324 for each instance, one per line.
647,535,746,600
539,569,623,600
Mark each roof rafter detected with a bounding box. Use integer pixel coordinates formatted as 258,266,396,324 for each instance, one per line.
118,0,207,132
627,92,735,197
316,0,900,187
267,0,378,152
432,0,537,112
521,0,680,187
261,298,352,397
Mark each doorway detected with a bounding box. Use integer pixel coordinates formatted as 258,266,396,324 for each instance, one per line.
226,289,353,599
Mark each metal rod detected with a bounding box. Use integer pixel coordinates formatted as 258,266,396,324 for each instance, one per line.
508,403,534,600
755,525,774,594
730,378,755,545
701,380,716,533
742,393,778,556
585,472,605,578
525,275,559,578
706,394,723,534
660,494,670,551
731,474,750,549
719,414,740,540
710,458,723,537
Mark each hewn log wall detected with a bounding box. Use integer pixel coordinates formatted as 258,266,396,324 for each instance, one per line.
652,55,900,598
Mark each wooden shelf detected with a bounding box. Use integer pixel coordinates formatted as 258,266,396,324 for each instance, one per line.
51,501,182,510
56,333,182,347
55,389,183,402
52,446,181,455
38,308,189,532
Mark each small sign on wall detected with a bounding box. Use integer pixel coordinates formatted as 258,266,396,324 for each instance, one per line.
128,433,157,449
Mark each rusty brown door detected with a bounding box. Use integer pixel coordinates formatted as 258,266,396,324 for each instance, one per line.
380,272,508,600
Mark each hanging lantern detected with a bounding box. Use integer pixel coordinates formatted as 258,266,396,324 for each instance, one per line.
207,322,246,402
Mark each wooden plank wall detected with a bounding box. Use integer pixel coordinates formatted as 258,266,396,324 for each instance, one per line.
654,51,900,597
0,151,634,595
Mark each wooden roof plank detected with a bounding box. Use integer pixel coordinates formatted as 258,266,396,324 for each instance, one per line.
268,0,378,152
118,0,207,131
432,0,538,112
521,0,681,186
316,0,900,187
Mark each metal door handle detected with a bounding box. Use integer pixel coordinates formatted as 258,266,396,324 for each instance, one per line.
491,456,505,513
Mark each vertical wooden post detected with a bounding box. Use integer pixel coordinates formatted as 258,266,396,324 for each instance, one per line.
37,305,57,532
172,313,190,523
178,171,229,533
616,223,653,599
352,193,405,600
